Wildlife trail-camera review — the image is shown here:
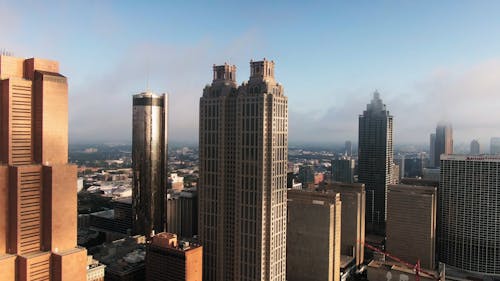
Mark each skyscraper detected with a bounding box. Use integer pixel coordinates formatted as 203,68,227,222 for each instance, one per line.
439,155,500,276
358,91,393,234
331,156,355,183
345,140,352,156
298,164,314,185
490,137,500,154
132,92,168,237
429,133,436,167
0,55,87,280
199,59,288,281
470,139,480,155
433,122,453,167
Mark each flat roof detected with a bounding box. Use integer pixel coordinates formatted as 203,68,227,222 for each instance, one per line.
441,154,500,162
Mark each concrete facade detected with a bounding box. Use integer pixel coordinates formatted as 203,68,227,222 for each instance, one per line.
386,184,437,270
0,55,86,281
439,155,500,276
323,182,366,266
199,59,288,281
287,190,341,281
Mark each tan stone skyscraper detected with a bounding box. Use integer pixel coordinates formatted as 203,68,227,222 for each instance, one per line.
0,55,86,280
199,59,288,281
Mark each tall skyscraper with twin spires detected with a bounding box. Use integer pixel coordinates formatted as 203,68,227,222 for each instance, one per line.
0,55,87,281
358,91,393,234
199,59,288,281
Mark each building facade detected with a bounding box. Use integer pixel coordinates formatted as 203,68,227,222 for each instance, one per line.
386,184,437,270
166,188,198,238
470,139,480,155
357,91,393,234
132,92,168,237
199,60,288,281
298,164,314,185
323,182,366,266
438,155,500,276
490,137,500,154
0,55,87,280
433,123,453,167
146,233,202,281
331,156,355,184
287,190,341,281
345,140,352,156
429,133,436,168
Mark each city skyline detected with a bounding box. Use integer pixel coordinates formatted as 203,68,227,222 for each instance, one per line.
3,1,500,145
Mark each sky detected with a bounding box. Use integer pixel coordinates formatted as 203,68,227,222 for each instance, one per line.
2,0,500,149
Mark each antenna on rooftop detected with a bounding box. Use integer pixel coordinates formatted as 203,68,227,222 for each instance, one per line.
146,60,150,92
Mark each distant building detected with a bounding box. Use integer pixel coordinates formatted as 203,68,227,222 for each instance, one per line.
169,173,184,191
87,256,106,281
314,172,325,184
298,164,315,185
331,156,355,184
287,190,341,281
291,181,302,190
132,91,168,237
429,133,436,167
433,123,453,167
403,155,424,178
391,163,400,184
323,182,366,266
422,168,440,181
345,140,352,156
89,197,133,239
386,184,437,270
470,139,480,155
90,235,147,281
0,55,87,281
439,155,500,276
358,91,393,234
490,137,500,154
166,188,198,238
395,155,405,179
146,233,202,281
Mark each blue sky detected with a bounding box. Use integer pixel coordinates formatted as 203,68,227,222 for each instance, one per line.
3,1,500,148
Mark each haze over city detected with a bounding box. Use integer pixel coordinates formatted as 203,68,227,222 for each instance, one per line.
3,1,500,146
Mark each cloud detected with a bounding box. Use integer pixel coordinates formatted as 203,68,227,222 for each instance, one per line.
290,59,500,147
69,30,263,144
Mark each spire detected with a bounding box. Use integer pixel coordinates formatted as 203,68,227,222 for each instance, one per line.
367,90,386,113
